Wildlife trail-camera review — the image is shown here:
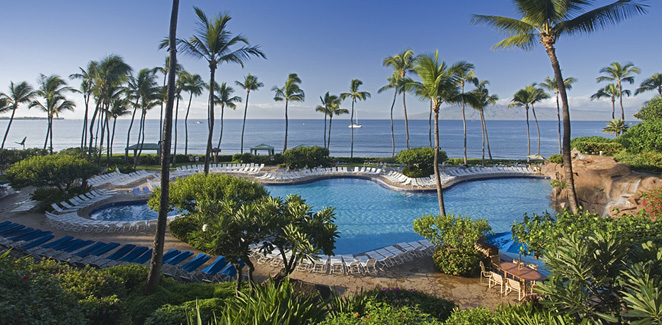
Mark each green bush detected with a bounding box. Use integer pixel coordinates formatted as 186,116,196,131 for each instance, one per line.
548,154,563,164
432,247,482,277
443,306,499,324
6,154,99,191
282,146,330,169
570,136,616,149
78,294,122,325
322,301,441,325
573,141,623,155
145,298,228,325
634,97,662,121
31,187,87,212
167,216,200,242
363,287,455,320
106,264,150,293
618,119,662,153
0,148,49,169
396,147,446,177
614,150,662,173
550,179,566,189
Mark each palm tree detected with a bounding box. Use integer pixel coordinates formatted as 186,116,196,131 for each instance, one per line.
377,73,400,157
528,85,550,157
322,93,348,149
134,86,162,168
126,69,158,163
467,80,498,166
541,76,576,155
454,63,477,166
273,73,305,152
603,119,628,136
146,0,179,294
236,74,263,154
597,62,640,123
472,0,648,214
181,73,205,155
412,51,460,216
510,84,549,161
173,7,265,174
383,49,415,149
109,96,131,158
635,73,662,97
341,79,370,159
69,61,98,149
213,82,241,153
172,69,187,165
1,81,35,149
315,95,331,148
591,84,624,120
29,74,76,154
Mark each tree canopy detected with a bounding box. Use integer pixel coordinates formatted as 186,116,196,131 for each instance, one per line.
6,154,98,191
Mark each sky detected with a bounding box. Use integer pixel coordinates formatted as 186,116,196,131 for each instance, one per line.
1,0,660,121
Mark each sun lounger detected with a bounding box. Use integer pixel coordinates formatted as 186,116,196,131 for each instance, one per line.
201,256,228,276
165,251,194,265
119,246,149,262
180,253,210,272
133,249,153,264
105,244,137,261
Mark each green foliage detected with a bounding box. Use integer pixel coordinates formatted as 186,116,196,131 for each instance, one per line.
168,215,200,242
396,147,446,177
550,179,566,189
78,295,122,325
106,264,150,293
570,136,616,149
58,146,97,159
640,186,662,220
443,303,581,325
232,152,283,165
618,119,662,154
432,246,482,277
219,278,328,324
548,154,563,164
573,140,623,155
613,150,662,174
31,186,87,212
282,146,330,169
413,214,491,250
0,148,48,169
145,298,228,325
321,301,441,324
634,97,662,121
6,154,99,191
368,287,455,320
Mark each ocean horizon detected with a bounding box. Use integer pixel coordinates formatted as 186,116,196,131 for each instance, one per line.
0,119,614,159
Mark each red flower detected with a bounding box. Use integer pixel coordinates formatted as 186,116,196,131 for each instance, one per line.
21,275,28,282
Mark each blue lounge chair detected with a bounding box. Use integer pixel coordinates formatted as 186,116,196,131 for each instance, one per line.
165,251,194,265
0,222,18,232
20,234,55,250
201,256,228,275
74,242,106,258
59,239,94,253
105,244,137,260
219,264,237,278
132,188,142,195
41,236,74,249
162,249,180,262
180,253,210,272
0,224,25,236
142,187,152,194
119,246,149,262
91,242,120,256
0,221,11,228
18,230,52,242
8,228,38,240
133,249,153,264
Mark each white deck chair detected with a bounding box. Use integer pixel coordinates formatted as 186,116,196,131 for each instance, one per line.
489,273,504,294
506,278,525,301
329,255,345,274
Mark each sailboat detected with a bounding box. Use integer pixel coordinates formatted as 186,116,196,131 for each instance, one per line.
348,108,362,128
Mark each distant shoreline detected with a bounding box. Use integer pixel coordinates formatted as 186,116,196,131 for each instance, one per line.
0,117,63,120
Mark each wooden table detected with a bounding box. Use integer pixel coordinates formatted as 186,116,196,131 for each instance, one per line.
500,262,542,296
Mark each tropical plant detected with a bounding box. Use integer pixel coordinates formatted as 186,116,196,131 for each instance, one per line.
377,73,401,157
172,68,187,164
125,68,158,163
591,83,624,120
411,51,460,216
541,76,576,155
282,146,329,169
273,73,305,152
69,61,98,149
634,96,662,121
109,96,131,157
181,73,205,155
133,76,162,168
395,147,446,177
236,74,263,154
29,74,76,154
173,7,265,174
6,154,98,191
316,92,347,149
213,82,241,155
466,80,498,165
603,118,628,136
0,81,35,150
635,72,662,97
472,0,649,214
383,49,415,150
618,119,662,154
597,62,641,123
454,62,477,166
341,79,371,159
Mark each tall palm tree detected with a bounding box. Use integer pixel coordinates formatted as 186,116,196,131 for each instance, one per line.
591,83,624,120
173,7,265,174
134,86,162,168
635,73,662,97
146,0,179,294
454,63,477,166
472,0,648,214
181,73,205,155
341,79,370,159
412,51,460,216
315,95,331,148
320,92,347,149
29,75,76,154
528,85,549,157
1,81,35,149
597,62,640,123
509,87,532,161
69,61,97,149
172,69,187,165
236,74,263,154
213,82,241,153
467,80,498,166
603,118,627,136
377,73,400,157
541,76,576,155
126,69,158,163
273,73,305,152
510,84,549,161
109,96,131,158
383,49,415,149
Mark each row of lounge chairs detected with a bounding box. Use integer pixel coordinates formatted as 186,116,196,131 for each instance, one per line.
50,189,115,214
173,163,265,177
87,169,155,187
444,166,536,177
383,166,538,188
257,166,383,181
382,171,456,187
132,186,153,195
45,211,182,233
0,221,240,283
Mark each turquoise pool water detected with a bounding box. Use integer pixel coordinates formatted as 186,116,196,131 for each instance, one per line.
264,177,553,254
89,201,181,221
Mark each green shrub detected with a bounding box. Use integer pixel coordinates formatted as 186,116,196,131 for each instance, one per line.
78,294,122,325
282,146,330,169
618,119,662,153
548,154,563,164
31,187,87,212
640,186,662,220
145,298,228,325
396,147,446,177
634,97,662,121
402,166,430,178
614,150,662,173
432,247,482,277
106,264,150,293
6,154,99,191
570,136,616,149
573,141,623,155
363,287,455,320
0,148,49,169
550,179,566,189
322,301,440,325
167,216,201,242
57,266,125,300
443,306,499,324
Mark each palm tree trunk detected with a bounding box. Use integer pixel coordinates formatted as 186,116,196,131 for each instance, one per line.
531,104,541,155
544,41,579,213
88,101,101,158
94,111,102,154
146,0,178,294
428,100,432,147
403,93,410,149
173,94,180,165
97,106,108,166
283,100,289,152
111,117,118,159
106,111,112,167
133,111,145,168
482,111,493,160
322,114,327,148
328,115,333,149
216,104,225,164
389,90,397,157
81,93,90,149
480,110,486,166
525,106,530,162
49,117,54,154
611,98,616,120
43,118,50,151
461,84,467,166
1,107,17,149
185,92,193,156
125,105,139,163
350,100,355,159
618,82,625,122
556,91,562,155
244,258,256,294
433,107,445,216
240,91,250,154
204,67,216,175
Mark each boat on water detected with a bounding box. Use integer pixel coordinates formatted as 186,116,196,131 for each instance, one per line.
195,121,201,124
348,109,362,128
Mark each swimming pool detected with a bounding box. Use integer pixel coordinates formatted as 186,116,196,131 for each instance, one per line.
264,177,553,254
89,201,181,221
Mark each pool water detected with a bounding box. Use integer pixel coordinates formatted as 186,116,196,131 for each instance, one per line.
264,177,553,254
89,201,181,221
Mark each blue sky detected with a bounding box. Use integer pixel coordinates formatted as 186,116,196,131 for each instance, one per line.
1,0,659,120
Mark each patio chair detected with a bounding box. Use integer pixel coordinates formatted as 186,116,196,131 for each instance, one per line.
505,278,525,301
489,273,504,294
480,261,492,284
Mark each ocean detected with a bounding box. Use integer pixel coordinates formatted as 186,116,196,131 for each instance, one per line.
0,118,612,159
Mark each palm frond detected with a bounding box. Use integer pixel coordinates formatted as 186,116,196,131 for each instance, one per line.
493,33,537,50
557,0,649,37
472,14,537,36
